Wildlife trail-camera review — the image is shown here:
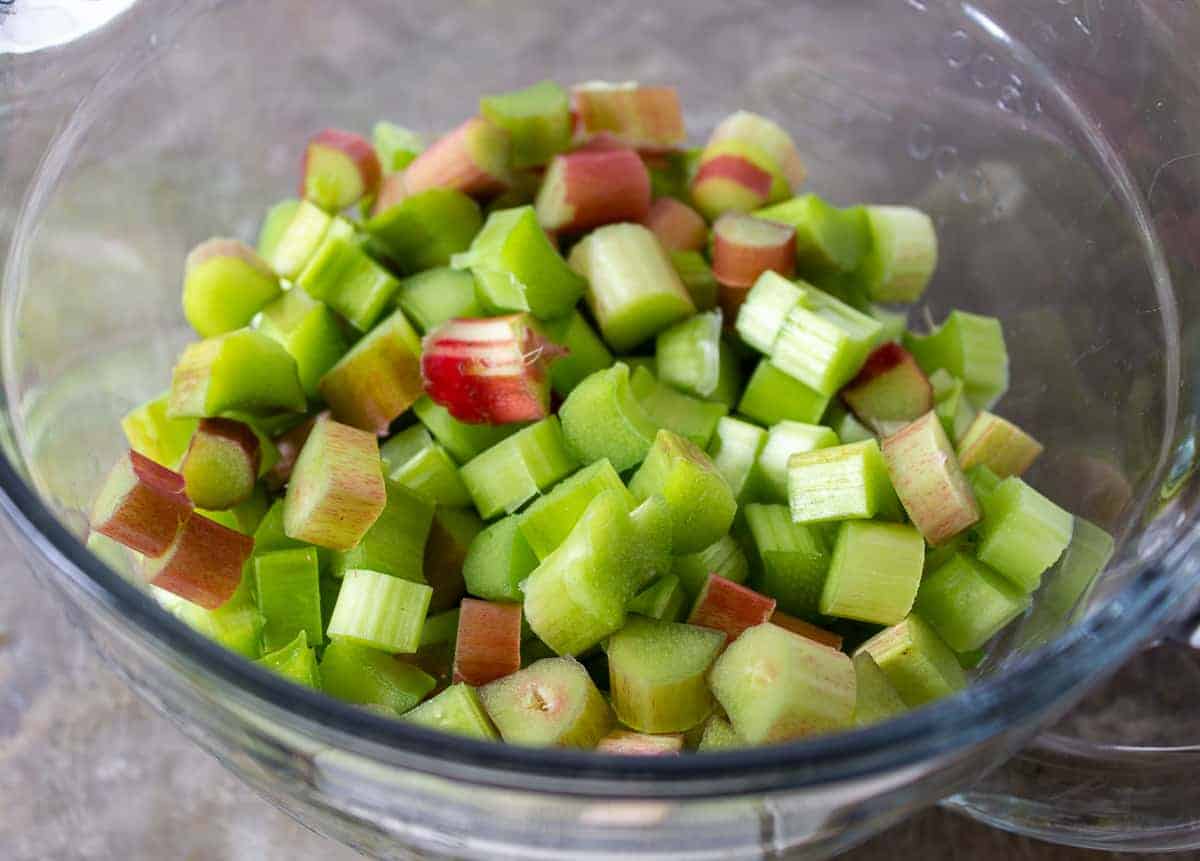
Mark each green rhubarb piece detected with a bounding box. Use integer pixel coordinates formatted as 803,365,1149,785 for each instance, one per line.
770,282,883,396
629,366,727,449
744,503,830,619
697,715,743,751
480,80,571,169
330,479,434,582
738,360,830,427
254,630,321,689
540,311,614,397
858,205,938,303
559,363,660,472
628,574,688,622
413,396,521,463
930,368,977,443
820,521,924,625
707,416,767,502
167,328,306,418
857,614,966,707
518,459,633,560
122,393,198,469
915,552,1030,651
734,271,804,355
967,463,1003,500
182,239,282,338
320,639,436,713
404,683,500,739
254,547,324,651
256,199,301,261
254,498,306,555
956,411,1043,478
755,421,840,502
787,439,901,525
459,417,577,519
626,494,675,594
824,404,874,445
655,311,725,400
673,534,751,601
365,188,483,273
852,652,908,726
711,622,856,743
882,412,980,546
451,206,585,320
265,199,333,280
372,121,425,171
904,310,1009,410
670,250,719,312
568,223,696,352
754,194,870,275
327,569,433,654
156,573,262,659
463,515,539,602
607,617,724,733
395,267,482,334
296,225,400,332
628,429,737,554
380,425,472,508
258,288,349,399
974,476,1074,593
1018,517,1114,646
479,657,614,747
419,608,461,648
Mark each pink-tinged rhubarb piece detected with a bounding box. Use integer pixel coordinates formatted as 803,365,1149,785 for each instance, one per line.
403,117,511,199
571,82,686,150
302,129,383,212
369,172,410,217
420,314,561,424
453,598,523,686
143,513,253,609
90,450,194,557
956,411,1044,478
691,111,806,219
769,610,844,651
710,212,796,289
180,418,261,511
691,154,775,219
264,414,321,491
687,574,777,643
596,729,684,755
841,343,934,436
708,111,806,190
535,148,651,234
642,197,708,253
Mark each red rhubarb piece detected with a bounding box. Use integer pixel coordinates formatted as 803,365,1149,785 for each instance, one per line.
687,574,777,643
841,343,934,436
535,148,651,234
642,197,708,253
302,129,382,211
453,598,523,686
144,513,254,609
90,450,194,557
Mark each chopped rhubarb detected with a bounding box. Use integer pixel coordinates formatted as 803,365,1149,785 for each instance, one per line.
403,117,511,198
318,310,424,435
182,238,281,338
690,152,775,220
711,212,796,289
263,414,319,491
535,148,651,234
841,342,934,436
369,172,409,217
686,574,777,643
90,450,193,557
571,82,686,150
642,197,708,253
769,611,844,650
453,598,523,686
301,128,382,212
181,418,261,510
143,513,253,609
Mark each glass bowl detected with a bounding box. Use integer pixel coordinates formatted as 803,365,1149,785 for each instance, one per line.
2,0,1199,857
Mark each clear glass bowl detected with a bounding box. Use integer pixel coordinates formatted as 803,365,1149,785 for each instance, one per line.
2,0,1199,857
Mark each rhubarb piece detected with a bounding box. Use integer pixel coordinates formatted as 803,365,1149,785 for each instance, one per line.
607,617,724,733
629,429,736,554
142,513,253,609
687,574,776,643
711,213,796,291
320,640,436,713
167,329,306,418
915,552,1030,651
479,656,614,747
820,521,924,625
743,503,831,619
673,535,751,601
253,499,307,555
858,206,938,303
571,82,686,149
258,290,349,399
654,310,729,401
956,411,1043,478
330,479,433,583
841,343,934,436
254,546,323,651
737,360,830,427
404,683,500,740
298,236,400,334
453,598,523,686
568,223,695,352
264,200,333,280
302,128,381,212
670,250,719,312
180,418,261,510
559,363,660,471
643,198,708,253
930,369,977,444
318,309,424,434
754,421,840,502
857,614,966,706
420,314,556,424
156,574,263,659
691,111,805,219
535,148,651,234
787,439,902,525
283,415,386,551
974,476,1074,593
770,611,843,650
518,459,633,560
628,574,688,622
1018,517,1114,646
121,394,198,469
852,652,907,725
413,396,521,463
697,715,742,751
597,730,684,755
629,366,727,449
90,450,193,556
327,569,433,653
262,414,318,491
881,411,979,545
256,199,301,261
380,425,471,508
480,80,571,169
904,310,1009,410
626,494,675,593
372,121,425,172
463,515,539,602
255,631,321,689
770,283,883,396
404,117,511,198
459,417,576,518
706,416,767,503
710,622,854,743
365,188,484,273
451,205,586,320
395,267,482,334
709,111,805,190
540,311,614,397
755,194,870,275
423,507,483,613
369,172,409,217
182,238,282,338
734,271,803,354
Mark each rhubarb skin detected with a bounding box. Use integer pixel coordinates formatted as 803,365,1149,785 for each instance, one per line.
143,513,253,609
535,148,651,234
770,611,844,651
318,310,424,435
90,450,193,557
453,598,523,686
404,117,511,198
710,212,796,288
882,411,980,546
687,574,777,643
709,111,806,190
690,153,774,220
369,172,410,218
642,198,708,253
302,128,383,212
841,343,934,436
571,83,686,150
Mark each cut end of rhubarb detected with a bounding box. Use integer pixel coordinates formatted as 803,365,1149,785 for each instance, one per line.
690,154,774,220
303,128,383,212
687,574,776,643
181,418,261,510
90,450,193,558
535,148,651,234
452,598,523,687
571,82,686,150
711,212,797,289
841,342,934,436
404,117,512,198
